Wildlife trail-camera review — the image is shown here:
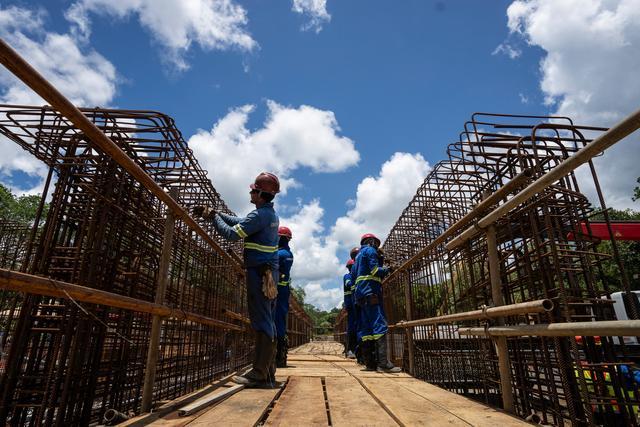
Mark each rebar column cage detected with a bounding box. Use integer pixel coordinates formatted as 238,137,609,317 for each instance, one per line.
0,105,311,425
379,112,640,426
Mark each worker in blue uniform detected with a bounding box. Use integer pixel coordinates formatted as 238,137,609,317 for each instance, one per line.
193,172,281,388
274,226,294,367
343,259,356,358
353,233,401,373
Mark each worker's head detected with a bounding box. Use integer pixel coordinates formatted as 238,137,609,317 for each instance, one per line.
278,226,292,246
349,247,359,260
346,259,354,271
250,172,280,205
360,233,381,249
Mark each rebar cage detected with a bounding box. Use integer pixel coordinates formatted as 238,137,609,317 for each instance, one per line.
358,113,638,426
0,105,312,425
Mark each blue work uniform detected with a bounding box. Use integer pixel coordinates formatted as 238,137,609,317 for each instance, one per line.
353,245,390,342
343,272,357,339
274,243,293,340
213,204,279,338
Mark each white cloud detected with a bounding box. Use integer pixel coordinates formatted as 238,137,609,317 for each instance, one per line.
492,42,522,59
505,0,640,209
282,199,341,283
280,199,344,310
330,152,432,248
0,5,118,194
302,282,342,311
188,100,359,214
66,0,257,71
292,0,331,33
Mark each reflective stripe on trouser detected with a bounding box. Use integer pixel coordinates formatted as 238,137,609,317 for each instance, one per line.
274,285,290,338
358,298,388,341
246,267,277,338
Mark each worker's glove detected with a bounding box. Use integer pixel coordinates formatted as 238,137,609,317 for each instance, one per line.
260,265,277,299
192,205,216,220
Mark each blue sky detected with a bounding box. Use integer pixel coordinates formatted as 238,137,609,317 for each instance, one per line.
1,0,639,309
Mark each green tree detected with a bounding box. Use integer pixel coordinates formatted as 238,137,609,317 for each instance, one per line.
0,184,48,224
634,177,640,202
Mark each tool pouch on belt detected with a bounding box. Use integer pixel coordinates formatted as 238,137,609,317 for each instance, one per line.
259,265,277,299
368,294,379,305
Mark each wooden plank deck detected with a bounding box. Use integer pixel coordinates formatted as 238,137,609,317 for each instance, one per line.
139,341,529,426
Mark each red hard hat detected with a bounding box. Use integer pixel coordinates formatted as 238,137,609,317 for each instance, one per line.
250,172,280,195
350,247,359,260
278,226,292,239
360,233,380,246
346,259,355,267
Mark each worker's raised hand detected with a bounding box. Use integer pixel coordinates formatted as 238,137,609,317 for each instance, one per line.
192,205,216,220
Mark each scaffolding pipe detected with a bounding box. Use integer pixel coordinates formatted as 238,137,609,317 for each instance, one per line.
393,299,553,328
0,268,244,331
486,223,514,413
0,37,244,274
142,188,177,413
446,107,640,250
458,320,640,337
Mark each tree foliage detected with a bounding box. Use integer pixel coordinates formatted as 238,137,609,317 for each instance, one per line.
0,184,48,224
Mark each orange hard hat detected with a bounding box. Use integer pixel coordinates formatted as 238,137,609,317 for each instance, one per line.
278,226,292,239
250,172,280,195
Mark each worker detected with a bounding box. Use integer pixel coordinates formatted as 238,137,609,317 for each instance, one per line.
353,233,401,373
193,172,281,388
343,259,356,358
274,226,294,367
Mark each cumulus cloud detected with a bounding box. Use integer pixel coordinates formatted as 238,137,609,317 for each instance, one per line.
280,200,344,310
302,282,342,311
292,0,331,33
331,152,432,248
505,0,640,208
188,100,359,214
66,0,257,70
0,5,118,194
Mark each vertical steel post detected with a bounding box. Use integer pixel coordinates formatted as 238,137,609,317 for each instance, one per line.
403,273,415,375
486,224,514,413
142,188,178,412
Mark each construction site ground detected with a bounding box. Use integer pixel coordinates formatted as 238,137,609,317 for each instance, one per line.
124,341,528,426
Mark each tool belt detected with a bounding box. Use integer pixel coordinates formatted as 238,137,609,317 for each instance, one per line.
259,264,277,299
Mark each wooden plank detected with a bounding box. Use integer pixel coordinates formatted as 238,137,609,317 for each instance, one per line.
392,379,527,426
264,376,327,426
360,377,470,426
186,388,279,426
325,376,398,427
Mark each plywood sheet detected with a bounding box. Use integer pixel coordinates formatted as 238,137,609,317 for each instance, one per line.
325,376,397,427
264,376,328,426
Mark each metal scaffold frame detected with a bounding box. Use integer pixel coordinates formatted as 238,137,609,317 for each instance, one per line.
0,39,313,425
337,109,640,426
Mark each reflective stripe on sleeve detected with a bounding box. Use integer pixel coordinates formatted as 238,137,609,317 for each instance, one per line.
233,224,248,238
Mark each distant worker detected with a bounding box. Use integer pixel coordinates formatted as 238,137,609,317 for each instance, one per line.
193,172,281,388
343,259,356,359
353,233,401,373
274,226,294,367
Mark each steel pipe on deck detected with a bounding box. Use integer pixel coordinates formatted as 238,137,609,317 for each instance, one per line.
458,320,640,337
393,299,554,328
0,268,244,331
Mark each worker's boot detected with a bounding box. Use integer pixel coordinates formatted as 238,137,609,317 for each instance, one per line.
233,332,278,388
276,337,287,368
360,341,377,371
375,337,401,373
